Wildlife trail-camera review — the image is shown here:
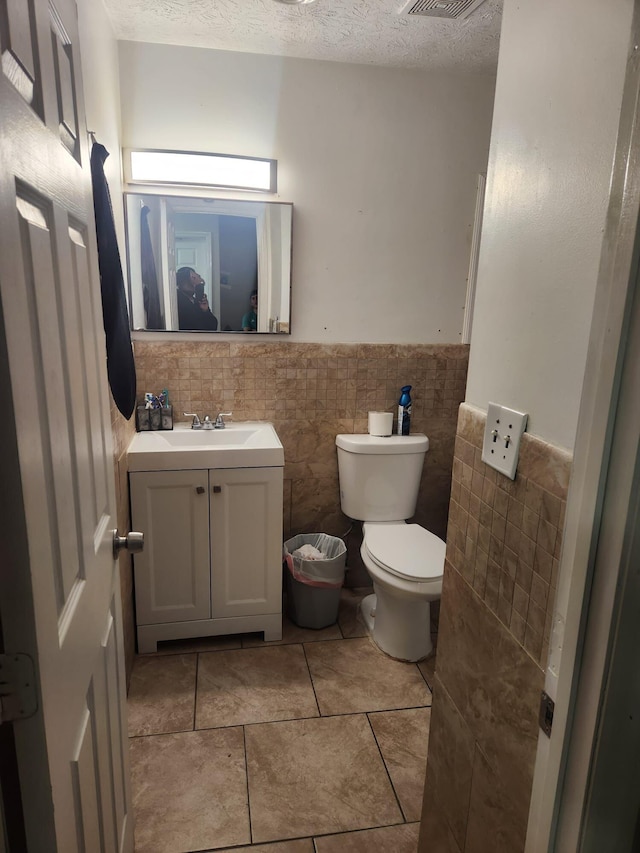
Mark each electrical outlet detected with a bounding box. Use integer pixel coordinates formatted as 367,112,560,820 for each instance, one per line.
481,402,528,480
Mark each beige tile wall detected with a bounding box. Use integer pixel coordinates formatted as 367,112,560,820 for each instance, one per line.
419,402,573,853
447,403,571,666
134,341,469,541
133,341,466,423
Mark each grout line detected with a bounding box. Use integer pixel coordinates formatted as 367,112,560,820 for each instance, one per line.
128,728,204,741
242,725,253,846
193,652,199,731
315,703,431,719
128,699,433,739
365,712,407,823
417,668,435,695
191,703,433,734
134,649,201,661
309,817,411,846
195,712,321,734
302,642,322,717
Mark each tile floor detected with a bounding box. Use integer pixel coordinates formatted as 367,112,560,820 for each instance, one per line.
127,588,437,853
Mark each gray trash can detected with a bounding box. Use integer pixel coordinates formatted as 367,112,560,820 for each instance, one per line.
283,533,347,629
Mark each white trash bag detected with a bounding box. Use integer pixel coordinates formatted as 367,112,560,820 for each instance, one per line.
283,533,346,588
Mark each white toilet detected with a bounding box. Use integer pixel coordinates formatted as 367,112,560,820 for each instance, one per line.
336,433,445,662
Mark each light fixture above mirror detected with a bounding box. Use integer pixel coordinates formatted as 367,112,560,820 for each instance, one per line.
125,149,277,193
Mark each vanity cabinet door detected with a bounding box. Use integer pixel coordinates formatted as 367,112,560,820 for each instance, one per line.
210,467,283,619
130,470,211,625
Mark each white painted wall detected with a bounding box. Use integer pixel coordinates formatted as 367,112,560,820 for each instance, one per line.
465,0,634,450
76,0,125,248
118,42,495,345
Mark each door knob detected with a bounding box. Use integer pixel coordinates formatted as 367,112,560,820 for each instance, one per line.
112,530,144,559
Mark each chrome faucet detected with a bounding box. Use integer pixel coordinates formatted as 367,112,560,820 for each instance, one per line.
214,412,232,429
184,412,202,430
202,415,214,430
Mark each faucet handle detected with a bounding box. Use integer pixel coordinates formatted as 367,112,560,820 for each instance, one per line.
183,412,202,429
215,412,232,429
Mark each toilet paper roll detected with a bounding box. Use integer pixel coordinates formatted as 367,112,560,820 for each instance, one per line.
368,411,393,436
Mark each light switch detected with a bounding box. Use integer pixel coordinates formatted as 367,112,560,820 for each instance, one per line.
481,402,528,480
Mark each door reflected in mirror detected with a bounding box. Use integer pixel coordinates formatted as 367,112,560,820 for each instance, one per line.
124,193,292,333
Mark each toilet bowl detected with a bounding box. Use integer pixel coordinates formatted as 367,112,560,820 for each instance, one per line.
359,521,444,661
335,432,445,663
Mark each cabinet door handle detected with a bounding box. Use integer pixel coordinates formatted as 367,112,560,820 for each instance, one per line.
212,485,222,493
195,486,206,494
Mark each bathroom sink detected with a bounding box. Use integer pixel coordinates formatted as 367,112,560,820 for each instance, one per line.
157,427,264,447
127,422,284,471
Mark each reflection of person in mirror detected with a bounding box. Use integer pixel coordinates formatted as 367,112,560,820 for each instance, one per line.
176,267,218,331
241,290,258,332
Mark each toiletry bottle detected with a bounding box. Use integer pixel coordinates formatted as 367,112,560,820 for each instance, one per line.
397,385,412,436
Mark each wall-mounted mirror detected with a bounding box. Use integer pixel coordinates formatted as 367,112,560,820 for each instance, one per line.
124,193,292,333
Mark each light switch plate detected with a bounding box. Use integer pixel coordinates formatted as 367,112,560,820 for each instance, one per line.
481,402,528,479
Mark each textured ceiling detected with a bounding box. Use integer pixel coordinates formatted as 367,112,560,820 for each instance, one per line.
102,0,502,72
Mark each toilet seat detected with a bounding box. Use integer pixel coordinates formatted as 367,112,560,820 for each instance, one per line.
364,523,445,582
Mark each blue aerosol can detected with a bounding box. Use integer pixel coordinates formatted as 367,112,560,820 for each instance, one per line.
397,385,412,435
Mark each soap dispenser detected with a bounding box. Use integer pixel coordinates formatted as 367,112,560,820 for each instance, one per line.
397,385,412,436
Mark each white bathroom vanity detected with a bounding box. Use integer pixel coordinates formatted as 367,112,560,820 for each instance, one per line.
127,422,284,653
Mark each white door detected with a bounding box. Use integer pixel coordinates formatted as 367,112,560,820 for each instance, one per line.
161,200,177,329
0,0,133,850
175,230,220,323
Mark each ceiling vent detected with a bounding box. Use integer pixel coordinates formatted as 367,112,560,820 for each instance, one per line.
402,0,489,20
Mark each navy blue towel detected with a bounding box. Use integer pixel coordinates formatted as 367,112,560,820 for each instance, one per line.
90,142,136,419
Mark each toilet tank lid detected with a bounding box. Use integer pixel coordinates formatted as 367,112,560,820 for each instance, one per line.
336,434,428,454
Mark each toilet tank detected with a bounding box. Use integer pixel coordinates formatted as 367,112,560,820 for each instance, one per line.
335,434,429,521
